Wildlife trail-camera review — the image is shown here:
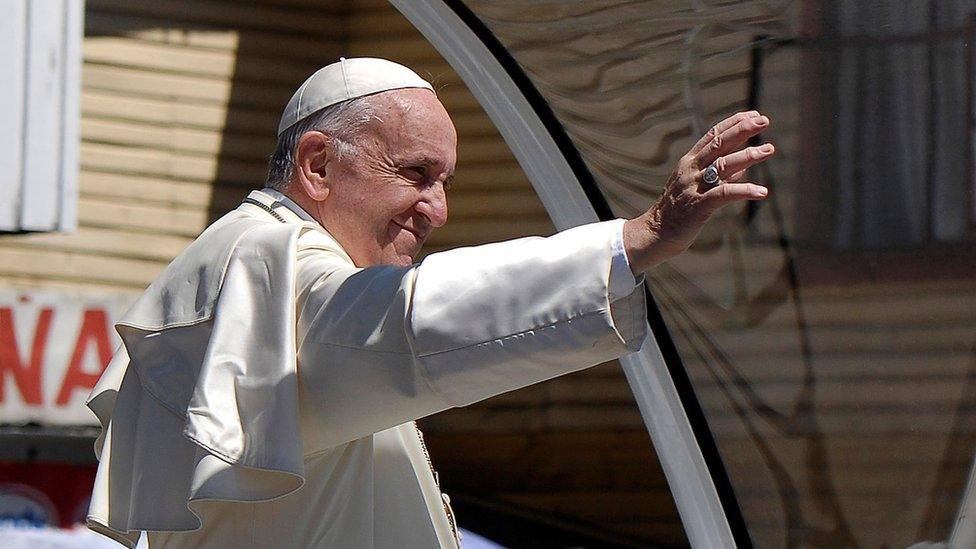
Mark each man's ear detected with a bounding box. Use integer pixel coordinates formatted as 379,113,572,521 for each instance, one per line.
295,131,332,201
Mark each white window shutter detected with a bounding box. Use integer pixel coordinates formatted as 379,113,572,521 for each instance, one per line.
0,0,83,233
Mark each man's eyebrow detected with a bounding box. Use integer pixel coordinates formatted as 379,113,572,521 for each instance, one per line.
397,154,439,167
397,155,454,186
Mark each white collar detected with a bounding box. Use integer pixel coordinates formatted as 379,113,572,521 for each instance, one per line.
261,188,317,224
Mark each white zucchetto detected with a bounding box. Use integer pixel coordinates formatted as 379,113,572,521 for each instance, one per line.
277,57,434,135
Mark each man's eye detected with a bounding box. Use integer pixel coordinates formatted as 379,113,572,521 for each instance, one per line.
402,167,426,181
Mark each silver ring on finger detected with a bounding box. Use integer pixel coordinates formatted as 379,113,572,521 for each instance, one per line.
702,164,721,187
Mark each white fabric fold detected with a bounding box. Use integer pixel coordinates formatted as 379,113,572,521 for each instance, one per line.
86,190,647,548
292,220,645,455
411,220,645,407
87,200,321,546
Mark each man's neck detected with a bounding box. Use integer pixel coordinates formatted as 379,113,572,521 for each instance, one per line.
262,187,319,225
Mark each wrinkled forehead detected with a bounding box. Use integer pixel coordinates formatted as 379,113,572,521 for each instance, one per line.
365,89,458,167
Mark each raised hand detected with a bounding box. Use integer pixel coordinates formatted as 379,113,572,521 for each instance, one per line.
623,111,776,274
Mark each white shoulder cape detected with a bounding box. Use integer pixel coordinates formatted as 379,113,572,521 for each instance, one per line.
86,193,647,547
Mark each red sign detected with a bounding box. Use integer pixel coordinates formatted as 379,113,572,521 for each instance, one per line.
0,291,131,425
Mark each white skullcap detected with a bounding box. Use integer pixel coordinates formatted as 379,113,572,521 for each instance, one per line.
277,57,434,135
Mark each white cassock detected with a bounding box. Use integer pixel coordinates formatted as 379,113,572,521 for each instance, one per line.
86,189,647,548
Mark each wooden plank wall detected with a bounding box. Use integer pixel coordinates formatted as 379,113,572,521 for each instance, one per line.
0,0,557,287
0,0,348,292
0,0,685,546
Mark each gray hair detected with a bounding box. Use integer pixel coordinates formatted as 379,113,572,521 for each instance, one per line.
265,95,377,190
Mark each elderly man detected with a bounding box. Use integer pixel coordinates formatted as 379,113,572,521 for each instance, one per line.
86,58,773,548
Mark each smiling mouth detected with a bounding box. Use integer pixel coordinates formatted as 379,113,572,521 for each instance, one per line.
394,222,426,242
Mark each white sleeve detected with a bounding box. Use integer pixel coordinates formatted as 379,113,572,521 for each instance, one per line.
609,222,642,300
294,219,647,452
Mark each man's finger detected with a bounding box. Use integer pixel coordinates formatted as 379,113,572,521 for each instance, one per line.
696,115,770,168
699,143,775,185
696,166,748,192
726,169,747,182
689,111,761,157
701,182,769,211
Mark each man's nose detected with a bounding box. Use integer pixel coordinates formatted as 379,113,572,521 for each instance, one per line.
417,185,448,228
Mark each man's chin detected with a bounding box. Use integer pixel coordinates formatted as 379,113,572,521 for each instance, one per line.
387,256,415,267
387,236,424,266
379,249,419,267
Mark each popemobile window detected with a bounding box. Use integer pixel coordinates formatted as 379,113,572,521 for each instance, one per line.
460,0,976,546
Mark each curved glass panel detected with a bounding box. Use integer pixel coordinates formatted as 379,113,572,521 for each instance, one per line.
461,0,976,546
